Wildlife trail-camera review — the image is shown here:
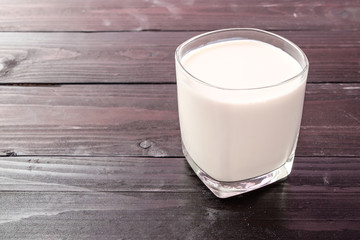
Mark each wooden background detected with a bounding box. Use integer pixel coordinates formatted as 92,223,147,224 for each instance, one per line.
0,0,359,239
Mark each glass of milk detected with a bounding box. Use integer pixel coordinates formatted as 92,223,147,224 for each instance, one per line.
175,28,309,198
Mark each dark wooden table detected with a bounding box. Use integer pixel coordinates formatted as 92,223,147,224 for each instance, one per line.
0,1,359,239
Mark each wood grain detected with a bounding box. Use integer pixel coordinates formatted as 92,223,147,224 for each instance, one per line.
0,32,358,84
0,191,358,239
0,0,358,31
0,156,358,193
0,84,358,157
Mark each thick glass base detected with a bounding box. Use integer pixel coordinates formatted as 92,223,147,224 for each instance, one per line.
182,143,295,198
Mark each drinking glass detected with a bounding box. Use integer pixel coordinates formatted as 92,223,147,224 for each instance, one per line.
175,28,309,198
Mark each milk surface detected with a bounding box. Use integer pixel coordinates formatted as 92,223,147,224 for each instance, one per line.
176,39,306,181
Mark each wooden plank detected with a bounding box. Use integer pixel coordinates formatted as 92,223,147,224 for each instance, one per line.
0,32,358,84
0,191,358,239
0,84,180,156
0,0,358,31
0,83,358,157
0,156,358,193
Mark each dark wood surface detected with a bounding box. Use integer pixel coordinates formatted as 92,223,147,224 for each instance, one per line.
0,31,358,84
0,0,358,31
0,1,359,239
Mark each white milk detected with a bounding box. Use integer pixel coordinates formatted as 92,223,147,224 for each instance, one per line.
176,40,306,182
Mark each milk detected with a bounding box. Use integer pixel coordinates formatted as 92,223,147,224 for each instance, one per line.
176,40,306,182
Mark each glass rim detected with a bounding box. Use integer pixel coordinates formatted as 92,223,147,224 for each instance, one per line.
175,28,309,91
